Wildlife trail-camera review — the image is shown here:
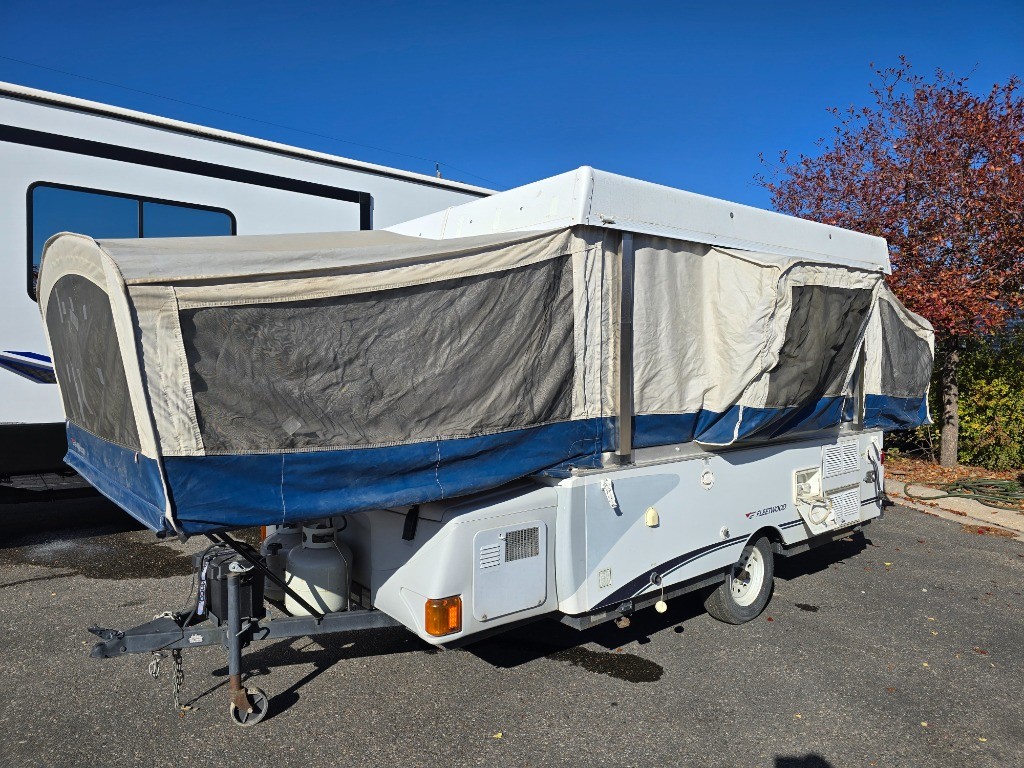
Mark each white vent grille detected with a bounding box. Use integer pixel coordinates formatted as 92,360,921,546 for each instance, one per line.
505,527,540,562
479,543,501,569
828,487,861,525
823,442,859,478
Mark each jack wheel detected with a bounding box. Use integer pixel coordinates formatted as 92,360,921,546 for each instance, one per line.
704,536,774,624
229,687,269,726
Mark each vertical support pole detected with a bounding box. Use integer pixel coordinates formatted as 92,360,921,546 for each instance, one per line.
616,232,635,463
855,346,866,431
226,572,251,712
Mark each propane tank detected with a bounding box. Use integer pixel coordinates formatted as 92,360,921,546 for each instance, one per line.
285,521,351,615
259,523,302,602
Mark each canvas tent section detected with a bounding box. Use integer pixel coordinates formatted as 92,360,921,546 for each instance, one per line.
862,284,934,429
37,173,934,537
38,228,618,533
629,238,932,446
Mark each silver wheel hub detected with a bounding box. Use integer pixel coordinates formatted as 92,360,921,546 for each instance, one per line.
730,547,765,607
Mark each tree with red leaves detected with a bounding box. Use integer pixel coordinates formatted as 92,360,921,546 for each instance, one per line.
759,59,1024,466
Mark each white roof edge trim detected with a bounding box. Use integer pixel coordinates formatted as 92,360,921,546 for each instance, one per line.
588,215,887,272
389,166,891,274
0,80,494,196
585,168,890,272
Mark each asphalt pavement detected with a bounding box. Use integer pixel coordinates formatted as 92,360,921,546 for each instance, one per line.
0,495,1021,768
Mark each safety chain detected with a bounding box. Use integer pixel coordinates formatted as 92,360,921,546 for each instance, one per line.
148,649,193,712
171,649,192,711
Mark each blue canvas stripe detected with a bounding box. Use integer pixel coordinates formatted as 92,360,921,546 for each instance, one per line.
864,394,930,431
67,395,928,537
842,396,856,423
64,423,166,531
634,397,849,447
633,413,698,448
694,406,743,444
164,418,608,534
751,396,847,440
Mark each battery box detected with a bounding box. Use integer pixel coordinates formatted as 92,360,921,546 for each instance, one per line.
191,545,266,625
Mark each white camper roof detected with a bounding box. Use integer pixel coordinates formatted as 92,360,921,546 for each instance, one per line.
388,167,891,273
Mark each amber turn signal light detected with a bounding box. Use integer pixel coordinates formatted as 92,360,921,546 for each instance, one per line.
424,595,462,637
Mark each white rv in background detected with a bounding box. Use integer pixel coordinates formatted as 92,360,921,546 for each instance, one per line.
0,81,490,476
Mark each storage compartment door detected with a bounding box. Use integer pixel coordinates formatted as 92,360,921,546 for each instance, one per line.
472,522,547,621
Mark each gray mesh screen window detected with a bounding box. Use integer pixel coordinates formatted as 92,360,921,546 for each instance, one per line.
45,275,140,449
879,300,932,398
765,285,873,409
181,257,575,453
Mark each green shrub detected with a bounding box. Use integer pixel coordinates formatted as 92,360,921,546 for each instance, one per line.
889,334,1024,470
955,335,1024,470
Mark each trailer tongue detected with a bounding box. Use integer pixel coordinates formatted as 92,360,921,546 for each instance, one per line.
37,167,933,724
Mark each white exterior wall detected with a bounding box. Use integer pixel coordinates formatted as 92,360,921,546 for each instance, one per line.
356,430,886,644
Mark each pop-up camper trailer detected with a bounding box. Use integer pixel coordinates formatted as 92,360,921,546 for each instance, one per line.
38,168,933,725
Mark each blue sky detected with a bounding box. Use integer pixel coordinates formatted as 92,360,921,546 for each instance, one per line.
1,1,1021,207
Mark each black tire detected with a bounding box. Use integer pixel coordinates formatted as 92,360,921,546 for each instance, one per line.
229,687,270,726
704,536,774,624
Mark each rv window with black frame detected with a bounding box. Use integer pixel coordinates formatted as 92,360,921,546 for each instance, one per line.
28,183,234,297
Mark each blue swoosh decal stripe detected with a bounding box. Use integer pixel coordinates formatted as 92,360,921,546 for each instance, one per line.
6,350,51,363
0,351,56,384
595,518,810,609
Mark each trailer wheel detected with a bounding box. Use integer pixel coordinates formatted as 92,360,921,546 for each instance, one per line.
228,687,269,726
704,536,774,624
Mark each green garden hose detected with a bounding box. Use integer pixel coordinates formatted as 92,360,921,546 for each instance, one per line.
903,478,1024,511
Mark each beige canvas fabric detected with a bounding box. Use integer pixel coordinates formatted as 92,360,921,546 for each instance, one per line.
38,225,932,465
632,238,886,435
40,227,604,459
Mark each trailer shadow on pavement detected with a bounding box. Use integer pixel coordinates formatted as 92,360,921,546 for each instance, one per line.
198,529,877,718
774,529,872,581
202,626,434,719
0,494,141,547
2,505,1021,767
0,495,205,592
774,756,834,768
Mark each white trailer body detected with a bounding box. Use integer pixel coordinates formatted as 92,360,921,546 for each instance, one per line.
360,429,884,642
0,81,489,474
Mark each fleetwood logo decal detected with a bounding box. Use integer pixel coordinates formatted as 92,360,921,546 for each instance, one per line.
746,503,787,519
